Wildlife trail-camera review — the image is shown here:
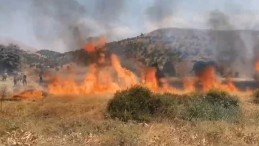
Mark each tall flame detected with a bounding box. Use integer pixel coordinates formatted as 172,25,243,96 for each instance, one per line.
111,54,138,88
84,36,107,53
47,36,242,97
199,67,238,92
256,61,259,72
143,67,158,91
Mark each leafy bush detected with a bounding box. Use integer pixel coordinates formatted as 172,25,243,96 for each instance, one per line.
253,89,259,104
107,86,157,122
152,93,186,119
184,90,240,122
108,87,241,122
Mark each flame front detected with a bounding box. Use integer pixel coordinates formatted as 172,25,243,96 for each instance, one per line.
143,67,158,91
48,64,121,96
48,59,240,96
48,54,139,96
47,37,242,97
13,90,44,101
198,67,238,93
256,61,259,72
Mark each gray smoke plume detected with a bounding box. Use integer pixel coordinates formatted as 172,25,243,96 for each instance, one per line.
0,0,127,51
29,0,87,50
208,10,254,77
208,10,232,30
95,0,125,24
29,0,126,50
92,0,126,40
146,0,177,26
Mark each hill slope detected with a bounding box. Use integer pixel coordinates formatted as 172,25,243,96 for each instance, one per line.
2,28,259,76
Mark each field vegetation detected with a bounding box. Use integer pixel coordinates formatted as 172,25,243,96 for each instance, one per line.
0,85,259,145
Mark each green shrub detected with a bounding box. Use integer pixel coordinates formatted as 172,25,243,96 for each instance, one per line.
108,87,241,123
253,89,259,104
205,90,239,107
153,93,186,119
107,86,157,122
184,90,241,122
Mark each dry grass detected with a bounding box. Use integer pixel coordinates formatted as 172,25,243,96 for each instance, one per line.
0,76,43,98
0,89,259,145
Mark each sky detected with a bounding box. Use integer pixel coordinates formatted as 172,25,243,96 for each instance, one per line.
0,0,259,52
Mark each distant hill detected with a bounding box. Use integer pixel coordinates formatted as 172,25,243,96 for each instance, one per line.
103,28,259,76
0,38,38,52
1,28,259,76
37,50,62,59
0,44,55,74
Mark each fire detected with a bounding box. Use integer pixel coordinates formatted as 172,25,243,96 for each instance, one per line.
48,64,120,96
142,67,190,94
48,58,240,96
182,77,196,92
143,67,158,91
48,63,241,97
13,90,45,101
47,36,242,97
48,53,139,96
111,54,138,88
84,36,107,53
198,67,238,93
256,61,259,72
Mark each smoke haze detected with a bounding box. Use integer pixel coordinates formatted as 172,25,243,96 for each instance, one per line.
0,0,259,52
207,10,258,77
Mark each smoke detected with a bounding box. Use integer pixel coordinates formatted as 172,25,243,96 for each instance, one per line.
208,10,232,30
95,0,125,24
29,0,87,50
146,0,178,28
0,0,259,55
208,10,254,77
0,0,128,51
29,0,127,50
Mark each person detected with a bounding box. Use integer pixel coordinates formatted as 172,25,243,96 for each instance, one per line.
22,74,27,85
17,73,22,83
39,71,43,83
13,75,17,86
2,73,7,81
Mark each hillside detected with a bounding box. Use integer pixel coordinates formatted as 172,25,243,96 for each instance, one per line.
2,28,259,76
104,28,259,76
36,50,62,59
0,44,46,74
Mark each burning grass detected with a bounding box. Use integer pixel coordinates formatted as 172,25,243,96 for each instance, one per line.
44,37,247,99
46,56,245,99
12,89,46,101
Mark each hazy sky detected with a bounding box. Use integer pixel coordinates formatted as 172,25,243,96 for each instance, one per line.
0,0,259,52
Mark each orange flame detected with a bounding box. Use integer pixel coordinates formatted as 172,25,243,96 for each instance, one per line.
48,61,241,97
48,64,120,96
47,36,243,97
48,53,140,96
84,36,107,53
111,54,138,88
183,77,196,92
199,67,238,92
13,90,44,101
143,67,158,91
256,61,259,72
142,67,190,94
